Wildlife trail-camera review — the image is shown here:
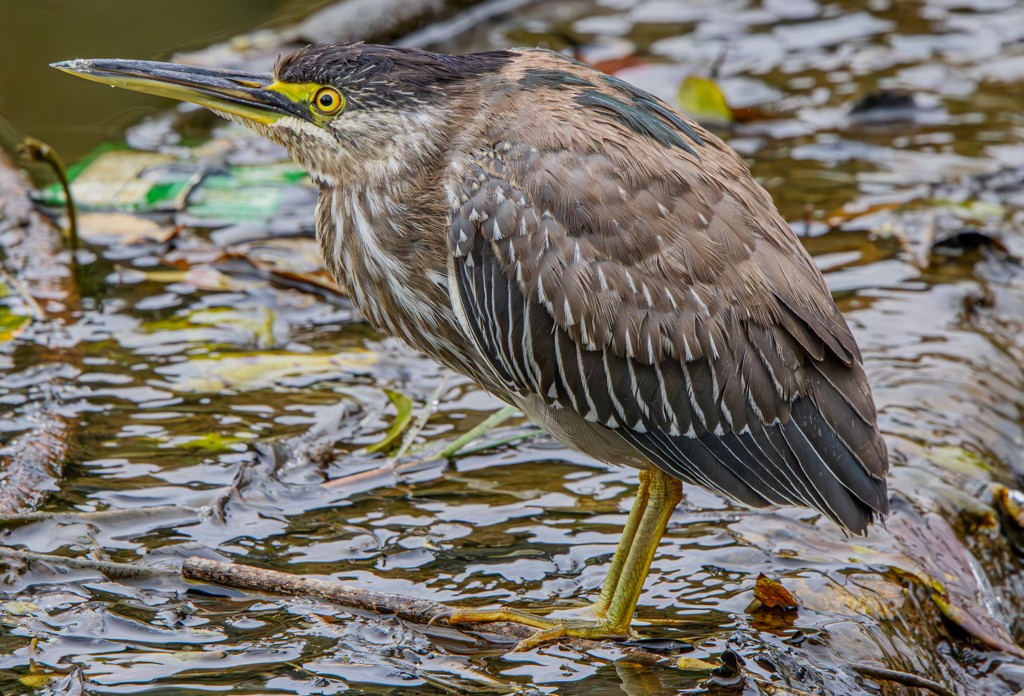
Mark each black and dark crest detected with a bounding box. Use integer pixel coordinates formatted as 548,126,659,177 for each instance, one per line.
275,43,515,110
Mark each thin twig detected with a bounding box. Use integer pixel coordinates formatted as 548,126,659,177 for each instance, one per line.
0,267,44,321
324,405,527,490
447,429,542,459
321,458,407,489
180,557,674,662
438,405,518,459
1,549,676,662
17,137,78,251
852,664,955,696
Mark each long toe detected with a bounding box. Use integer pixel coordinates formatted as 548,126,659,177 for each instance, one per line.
442,605,633,650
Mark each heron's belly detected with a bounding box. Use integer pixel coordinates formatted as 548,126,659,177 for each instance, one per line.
512,393,651,470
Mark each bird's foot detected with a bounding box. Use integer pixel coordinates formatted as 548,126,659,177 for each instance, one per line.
436,605,632,651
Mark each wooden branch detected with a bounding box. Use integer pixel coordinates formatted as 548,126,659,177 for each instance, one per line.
180,558,684,665
181,556,533,642
3,548,675,664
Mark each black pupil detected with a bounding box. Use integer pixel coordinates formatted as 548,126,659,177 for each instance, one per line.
319,92,334,108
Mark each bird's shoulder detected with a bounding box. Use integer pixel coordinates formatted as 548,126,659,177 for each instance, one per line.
448,50,859,376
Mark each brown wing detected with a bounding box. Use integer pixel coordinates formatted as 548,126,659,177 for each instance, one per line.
447,66,888,532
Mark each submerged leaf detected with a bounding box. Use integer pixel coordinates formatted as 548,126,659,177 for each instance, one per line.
18,674,55,688
38,148,197,211
158,351,377,392
366,389,414,453
77,212,177,245
889,512,1024,659
227,237,342,295
142,307,276,350
0,277,33,342
177,432,257,452
926,445,992,476
2,601,39,616
676,656,718,672
140,267,263,292
0,309,30,342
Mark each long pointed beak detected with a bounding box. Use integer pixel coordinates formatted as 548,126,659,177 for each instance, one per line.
51,59,307,125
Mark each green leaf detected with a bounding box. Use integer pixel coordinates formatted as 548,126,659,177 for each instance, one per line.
0,309,30,342
366,389,414,453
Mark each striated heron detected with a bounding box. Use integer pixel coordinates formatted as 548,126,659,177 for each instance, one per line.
54,45,889,650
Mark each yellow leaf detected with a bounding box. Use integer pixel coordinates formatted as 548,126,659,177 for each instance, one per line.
0,310,31,342
677,76,733,125
19,674,55,688
676,657,717,672
3,601,39,616
159,351,377,392
141,267,262,292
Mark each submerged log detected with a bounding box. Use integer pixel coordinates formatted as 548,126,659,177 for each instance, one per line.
176,0,493,71
0,148,81,514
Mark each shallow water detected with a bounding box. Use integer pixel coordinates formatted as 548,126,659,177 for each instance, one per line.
3,0,1024,693
0,0,334,161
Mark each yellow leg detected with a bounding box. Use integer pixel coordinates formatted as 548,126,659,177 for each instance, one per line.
591,469,651,617
598,468,682,633
441,468,683,651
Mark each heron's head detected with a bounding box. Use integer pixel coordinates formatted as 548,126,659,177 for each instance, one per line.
53,44,514,185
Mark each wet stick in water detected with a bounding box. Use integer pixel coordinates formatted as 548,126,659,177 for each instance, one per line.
180,557,683,663
181,556,533,642
0,546,680,664
851,664,955,696
0,505,197,529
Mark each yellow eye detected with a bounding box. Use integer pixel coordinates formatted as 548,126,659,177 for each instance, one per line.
312,86,344,114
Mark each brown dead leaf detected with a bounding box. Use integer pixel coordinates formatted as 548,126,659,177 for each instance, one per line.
592,56,648,75
227,238,341,295
994,485,1024,528
752,573,799,611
